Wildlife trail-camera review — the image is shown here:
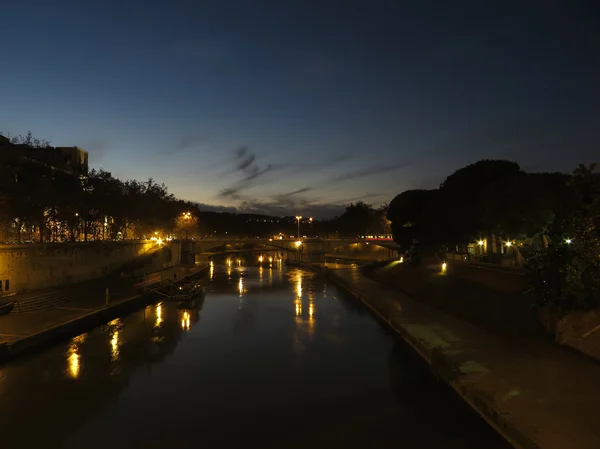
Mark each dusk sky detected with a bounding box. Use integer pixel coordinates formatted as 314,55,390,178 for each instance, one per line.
2,1,599,217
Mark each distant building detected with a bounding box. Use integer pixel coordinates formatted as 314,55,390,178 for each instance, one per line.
0,139,88,176
55,146,89,174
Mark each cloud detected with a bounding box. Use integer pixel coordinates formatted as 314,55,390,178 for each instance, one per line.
324,162,409,185
236,199,346,219
283,187,311,196
192,202,239,214
218,146,278,199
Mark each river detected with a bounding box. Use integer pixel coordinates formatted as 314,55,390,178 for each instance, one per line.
0,253,509,449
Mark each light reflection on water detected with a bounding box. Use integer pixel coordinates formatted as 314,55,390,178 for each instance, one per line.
0,254,509,449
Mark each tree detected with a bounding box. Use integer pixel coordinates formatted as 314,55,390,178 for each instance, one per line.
368,203,391,234
526,164,600,311
334,201,375,235
10,130,51,148
439,159,523,248
387,189,442,248
174,210,199,239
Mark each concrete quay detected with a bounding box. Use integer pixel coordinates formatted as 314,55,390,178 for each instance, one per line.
0,265,208,362
325,265,600,449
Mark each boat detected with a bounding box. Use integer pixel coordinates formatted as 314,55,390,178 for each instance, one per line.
175,282,205,309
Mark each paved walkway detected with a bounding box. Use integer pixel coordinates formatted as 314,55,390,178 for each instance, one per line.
328,266,600,449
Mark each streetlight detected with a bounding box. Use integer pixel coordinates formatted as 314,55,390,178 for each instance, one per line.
182,212,192,239
295,216,302,240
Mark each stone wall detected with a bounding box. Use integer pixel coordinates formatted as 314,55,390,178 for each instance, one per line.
0,240,161,293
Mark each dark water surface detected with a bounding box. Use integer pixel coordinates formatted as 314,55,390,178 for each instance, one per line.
0,254,509,449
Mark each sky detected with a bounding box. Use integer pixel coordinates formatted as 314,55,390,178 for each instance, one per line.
1,0,599,218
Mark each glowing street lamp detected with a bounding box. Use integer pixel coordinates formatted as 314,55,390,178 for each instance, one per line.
565,238,572,245
295,215,302,239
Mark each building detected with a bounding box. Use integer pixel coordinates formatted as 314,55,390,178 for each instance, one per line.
55,146,89,174
0,138,88,176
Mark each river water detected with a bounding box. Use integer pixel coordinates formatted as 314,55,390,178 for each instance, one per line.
0,254,509,449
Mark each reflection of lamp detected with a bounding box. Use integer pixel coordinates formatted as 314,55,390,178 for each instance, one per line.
441,262,447,273
67,340,81,379
181,311,190,330
155,303,163,328
111,331,119,361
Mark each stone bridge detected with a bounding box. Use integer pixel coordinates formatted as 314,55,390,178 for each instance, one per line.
186,238,399,263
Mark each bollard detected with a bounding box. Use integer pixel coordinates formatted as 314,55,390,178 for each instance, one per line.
105,288,109,305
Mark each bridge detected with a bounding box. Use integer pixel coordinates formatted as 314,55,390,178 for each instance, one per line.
186,237,400,263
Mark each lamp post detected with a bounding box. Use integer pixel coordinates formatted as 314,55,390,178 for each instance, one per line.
296,215,302,240
182,212,191,240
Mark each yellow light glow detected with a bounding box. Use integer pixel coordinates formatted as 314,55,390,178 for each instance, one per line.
155,303,163,328
309,303,314,319
399,256,404,263
268,256,273,263
296,215,302,220
295,272,303,298
259,265,263,282
111,330,119,361
295,241,302,247
238,277,244,296
210,264,214,279
279,236,283,240
181,311,190,331
441,262,447,272
67,343,80,379
156,238,163,245
565,238,572,244
258,255,264,263
505,241,512,247
295,302,302,316
478,240,484,246
237,259,241,266
227,258,232,267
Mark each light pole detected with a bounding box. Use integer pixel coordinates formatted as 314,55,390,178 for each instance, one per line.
182,212,191,240
296,215,302,240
